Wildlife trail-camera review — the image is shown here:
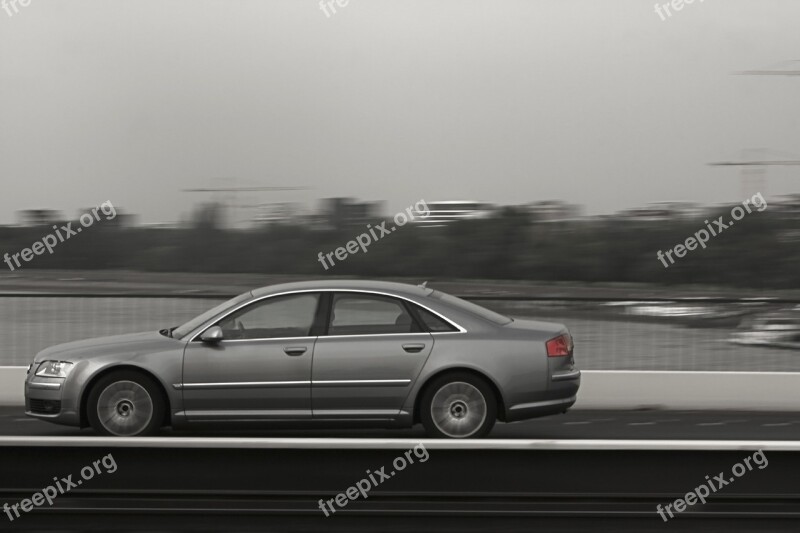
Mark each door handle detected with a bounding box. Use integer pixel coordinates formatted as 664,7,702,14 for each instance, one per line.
402,343,426,353
283,346,307,356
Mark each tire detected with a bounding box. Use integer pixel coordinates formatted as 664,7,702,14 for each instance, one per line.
420,372,497,438
86,370,166,436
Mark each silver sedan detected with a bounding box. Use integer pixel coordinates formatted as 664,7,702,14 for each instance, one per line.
25,280,580,438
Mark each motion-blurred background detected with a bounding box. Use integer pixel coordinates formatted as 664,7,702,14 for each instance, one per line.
0,193,798,372
2,0,799,374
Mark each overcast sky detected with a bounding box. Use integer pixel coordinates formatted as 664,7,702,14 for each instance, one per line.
1,0,799,224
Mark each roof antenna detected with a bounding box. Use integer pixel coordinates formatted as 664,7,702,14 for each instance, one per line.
418,281,428,289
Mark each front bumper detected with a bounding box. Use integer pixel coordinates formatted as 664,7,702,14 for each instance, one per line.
24,372,81,426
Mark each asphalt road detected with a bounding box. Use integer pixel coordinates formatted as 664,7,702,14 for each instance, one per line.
4,407,800,440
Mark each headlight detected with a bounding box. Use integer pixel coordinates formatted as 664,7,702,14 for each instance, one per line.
35,361,73,378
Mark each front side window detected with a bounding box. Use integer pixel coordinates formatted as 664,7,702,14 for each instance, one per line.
216,293,320,340
173,292,252,340
328,293,420,335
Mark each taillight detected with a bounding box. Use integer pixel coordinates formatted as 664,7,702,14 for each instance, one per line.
546,333,572,357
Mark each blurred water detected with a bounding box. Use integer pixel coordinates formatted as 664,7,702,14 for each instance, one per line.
0,297,795,371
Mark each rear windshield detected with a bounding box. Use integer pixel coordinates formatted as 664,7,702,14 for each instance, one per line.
429,291,512,325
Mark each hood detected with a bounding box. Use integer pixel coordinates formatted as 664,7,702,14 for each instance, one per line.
34,331,181,363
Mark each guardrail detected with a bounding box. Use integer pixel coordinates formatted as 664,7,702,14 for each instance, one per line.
0,293,797,371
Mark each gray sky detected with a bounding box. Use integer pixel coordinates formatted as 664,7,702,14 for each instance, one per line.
1,0,799,224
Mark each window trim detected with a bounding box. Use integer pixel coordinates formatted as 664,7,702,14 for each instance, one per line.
408,302,461,333
187,289,465,342
310,292,331,337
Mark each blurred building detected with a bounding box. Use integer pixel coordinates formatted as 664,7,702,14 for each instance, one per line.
139,222,181,230
524,200,584,222
319,198,384,230
253,202,302,226
772,194,800,218
772,194,800,242
650,202,706,219
411,200,494,228
615,202,704,222
76,207,137,228
16,209,63,227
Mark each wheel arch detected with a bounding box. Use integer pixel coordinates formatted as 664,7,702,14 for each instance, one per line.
79,365,172,428
413,367,507,424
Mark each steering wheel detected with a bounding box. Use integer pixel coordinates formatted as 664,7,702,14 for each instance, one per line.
235,319,246,332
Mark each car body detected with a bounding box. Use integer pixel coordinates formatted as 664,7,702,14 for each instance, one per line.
25,280,580,438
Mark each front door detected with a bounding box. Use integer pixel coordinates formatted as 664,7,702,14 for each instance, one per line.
182,292,321,421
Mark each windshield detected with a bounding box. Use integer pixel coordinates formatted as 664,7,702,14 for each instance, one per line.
429,291,512,325
172,292,252,340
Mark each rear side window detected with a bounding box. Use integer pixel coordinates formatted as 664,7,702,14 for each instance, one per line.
328,293,421,335
414,305,459,332
429,291,512,325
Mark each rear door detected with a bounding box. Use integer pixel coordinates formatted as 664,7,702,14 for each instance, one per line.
311,292,433,420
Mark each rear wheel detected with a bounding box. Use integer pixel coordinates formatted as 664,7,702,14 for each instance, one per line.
86,370,165,436
420,372,497,438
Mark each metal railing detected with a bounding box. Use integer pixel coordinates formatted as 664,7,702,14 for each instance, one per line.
1,294,797,371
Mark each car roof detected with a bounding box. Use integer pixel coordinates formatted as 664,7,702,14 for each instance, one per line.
250,280,434,299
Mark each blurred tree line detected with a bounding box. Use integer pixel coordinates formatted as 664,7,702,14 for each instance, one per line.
0,204,797,289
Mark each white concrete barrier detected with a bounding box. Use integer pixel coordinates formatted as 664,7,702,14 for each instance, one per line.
4,368,800,411
573,370,800,411
0,367,27,405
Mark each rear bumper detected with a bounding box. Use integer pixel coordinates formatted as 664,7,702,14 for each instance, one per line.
552,369,581,382
505,369,580,422
506,394,577,422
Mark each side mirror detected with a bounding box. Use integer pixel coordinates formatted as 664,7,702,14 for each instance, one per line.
200,326,224,343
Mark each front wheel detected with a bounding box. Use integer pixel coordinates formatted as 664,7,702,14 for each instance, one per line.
86,371,165,436
420,373,497,438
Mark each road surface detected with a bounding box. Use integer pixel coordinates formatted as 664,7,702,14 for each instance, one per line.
5,407,800,440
